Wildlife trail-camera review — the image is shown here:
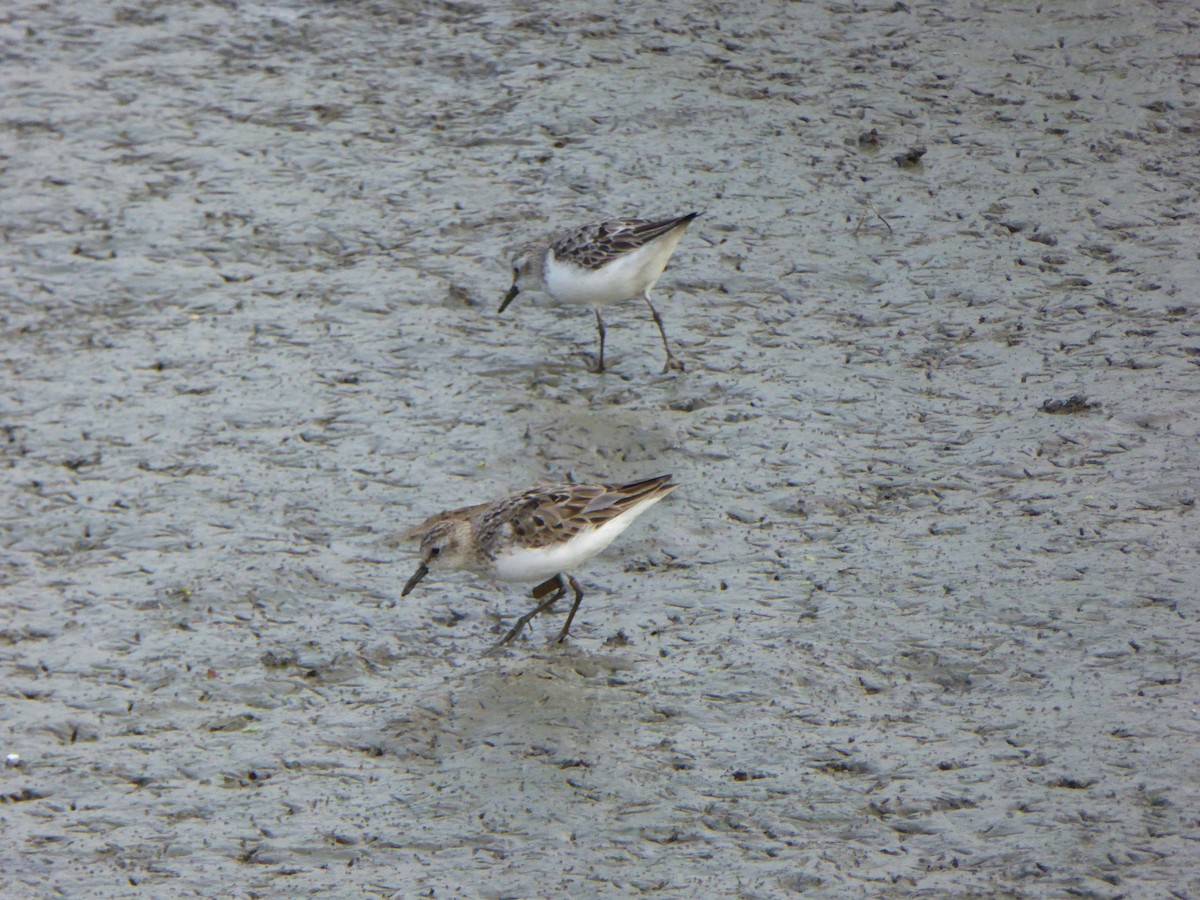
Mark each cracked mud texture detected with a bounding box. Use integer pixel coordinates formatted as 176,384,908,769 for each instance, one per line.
2,0,1199,897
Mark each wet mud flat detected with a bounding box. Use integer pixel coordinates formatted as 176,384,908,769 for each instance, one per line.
2,0,1198,896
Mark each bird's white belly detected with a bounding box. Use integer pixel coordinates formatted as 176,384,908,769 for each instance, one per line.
491,515,641,583
545,235,683,307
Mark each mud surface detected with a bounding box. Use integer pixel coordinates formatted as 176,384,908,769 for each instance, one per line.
3,1,1199,896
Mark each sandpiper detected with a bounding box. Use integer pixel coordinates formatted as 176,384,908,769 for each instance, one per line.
401,475,679,645
499,213,701,373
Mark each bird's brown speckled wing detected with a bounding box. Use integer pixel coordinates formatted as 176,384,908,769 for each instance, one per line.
484,475,678,550
551,214,699,271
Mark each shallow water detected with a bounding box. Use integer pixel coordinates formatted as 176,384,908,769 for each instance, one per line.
2,0,1198,896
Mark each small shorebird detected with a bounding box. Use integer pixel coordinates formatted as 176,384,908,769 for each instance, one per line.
498,212,701,373
401,475,679,646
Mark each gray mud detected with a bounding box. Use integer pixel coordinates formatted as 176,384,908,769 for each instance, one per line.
2,1,1199,896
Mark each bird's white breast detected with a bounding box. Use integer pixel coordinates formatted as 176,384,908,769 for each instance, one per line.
490,493,668,583
544,231,686,307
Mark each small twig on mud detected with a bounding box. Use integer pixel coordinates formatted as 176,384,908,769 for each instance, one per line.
853,202,893,236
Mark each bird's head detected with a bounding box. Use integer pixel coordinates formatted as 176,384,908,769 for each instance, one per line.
400,517,472,596
498,244,545,313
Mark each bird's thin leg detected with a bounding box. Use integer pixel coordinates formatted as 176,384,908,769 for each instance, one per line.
593,309,606,374
642,291,683,373
530,575,562,601
554,575,586,643
495,575,566,647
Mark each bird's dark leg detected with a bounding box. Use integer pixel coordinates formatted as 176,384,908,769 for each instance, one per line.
495,574,566,647
530,575,562,601
593,309,606,374
554,575,586,643
642,291,683,373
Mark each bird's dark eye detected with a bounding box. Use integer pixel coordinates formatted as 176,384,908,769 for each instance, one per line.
429,546,441,557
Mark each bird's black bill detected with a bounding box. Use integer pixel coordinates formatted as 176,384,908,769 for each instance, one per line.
401,563,429,597
498,281,519,313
